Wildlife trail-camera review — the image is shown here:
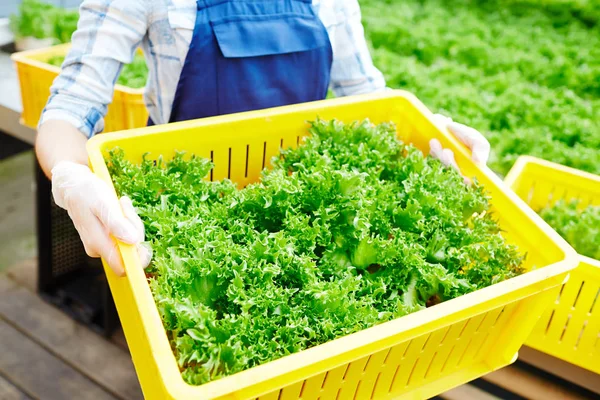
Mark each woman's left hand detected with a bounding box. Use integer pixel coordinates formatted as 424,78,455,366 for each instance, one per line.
429,114,490,172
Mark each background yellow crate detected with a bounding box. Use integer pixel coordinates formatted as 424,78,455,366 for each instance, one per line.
87,91,577,400
11,43,148,133
505,156,600,374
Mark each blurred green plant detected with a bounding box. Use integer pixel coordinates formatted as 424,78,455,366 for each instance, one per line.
360,0,600,175
10,0,79,43
47,54,149,89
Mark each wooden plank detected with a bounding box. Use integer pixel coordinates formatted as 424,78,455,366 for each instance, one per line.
440,384,501,400
0,319,116,400
0,152,36,272
0,276,143,400
5,257,37,292
6,258,131,352
6,257,129,352
6,257,132,352
0,375,32,400
519,346,600,395
483,365,591,400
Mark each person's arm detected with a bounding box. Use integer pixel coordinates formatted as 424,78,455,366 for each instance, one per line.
36,120,88,178
35,0,152,275
326,0,387,97
38,0,150,177
39,0,150,142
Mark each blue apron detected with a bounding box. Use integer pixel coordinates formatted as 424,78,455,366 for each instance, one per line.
153,0,333,125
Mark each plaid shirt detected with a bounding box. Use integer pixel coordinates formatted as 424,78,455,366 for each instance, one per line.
41,0,387,137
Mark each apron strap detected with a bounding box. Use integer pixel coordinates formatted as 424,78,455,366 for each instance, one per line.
198,0,313,10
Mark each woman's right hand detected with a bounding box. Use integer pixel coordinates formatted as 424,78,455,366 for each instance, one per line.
51,161,151,276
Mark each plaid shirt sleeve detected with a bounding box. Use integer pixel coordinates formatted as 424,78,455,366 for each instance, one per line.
39,0,149,138
324,0,387,97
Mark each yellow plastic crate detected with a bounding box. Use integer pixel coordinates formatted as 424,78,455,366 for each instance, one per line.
11,43,148,133
505,156,600,374
87,91,577,400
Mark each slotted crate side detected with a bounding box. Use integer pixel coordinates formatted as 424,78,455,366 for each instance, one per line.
505,156,600,374
254,291,558,400
529,261,600,374
16,61,57,128
87,93,576,400
507,158,600,211
105,89,149,133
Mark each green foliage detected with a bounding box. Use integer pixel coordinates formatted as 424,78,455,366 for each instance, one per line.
540,200,600,259
15,0,148,89
360,0,600,175
53,8,79,44
47,54,149,89
494,0,600,28
108,119,524,385
10,0,54,40
10,0,79,43
13,0,600,175
46,56,63,68
116,55,149,89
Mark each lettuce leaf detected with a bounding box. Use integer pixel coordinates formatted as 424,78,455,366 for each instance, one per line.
108,119,524,385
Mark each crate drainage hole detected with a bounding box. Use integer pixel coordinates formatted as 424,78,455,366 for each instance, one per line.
574,321,587,349
545,310,556,335
388,364,402,394
424,352,438,379
370,373,382,400
382,347,393,365
573,281,585,308
227,148,232,179
559,315,571,342
321,371,329,389
589,289,600,314
244,145,249,178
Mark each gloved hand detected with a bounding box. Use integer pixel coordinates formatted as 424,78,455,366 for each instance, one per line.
51,161,152,276
429,114,491,176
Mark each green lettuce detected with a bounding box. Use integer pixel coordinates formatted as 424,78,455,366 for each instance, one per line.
47,54,148,89
108,119,524,385
540,200,600,259
10,0,78,43
361,0,600,175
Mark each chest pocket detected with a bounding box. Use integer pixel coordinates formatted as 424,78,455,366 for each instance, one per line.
212,13,330,59
167,4,197,63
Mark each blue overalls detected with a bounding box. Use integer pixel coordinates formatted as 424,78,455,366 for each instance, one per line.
159,0,333,124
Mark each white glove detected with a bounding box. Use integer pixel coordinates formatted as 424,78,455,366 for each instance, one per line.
51,161,151,276
429,114,491,175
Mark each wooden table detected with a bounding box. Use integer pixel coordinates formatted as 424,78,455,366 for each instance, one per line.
0,259,141,400
1,259,598,400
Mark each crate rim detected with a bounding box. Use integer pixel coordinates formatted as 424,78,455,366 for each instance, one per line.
505,156,600,188
505,155,600,374
506,155,600,268
580,255,600,268
11,43,145,95
87,91,579,399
